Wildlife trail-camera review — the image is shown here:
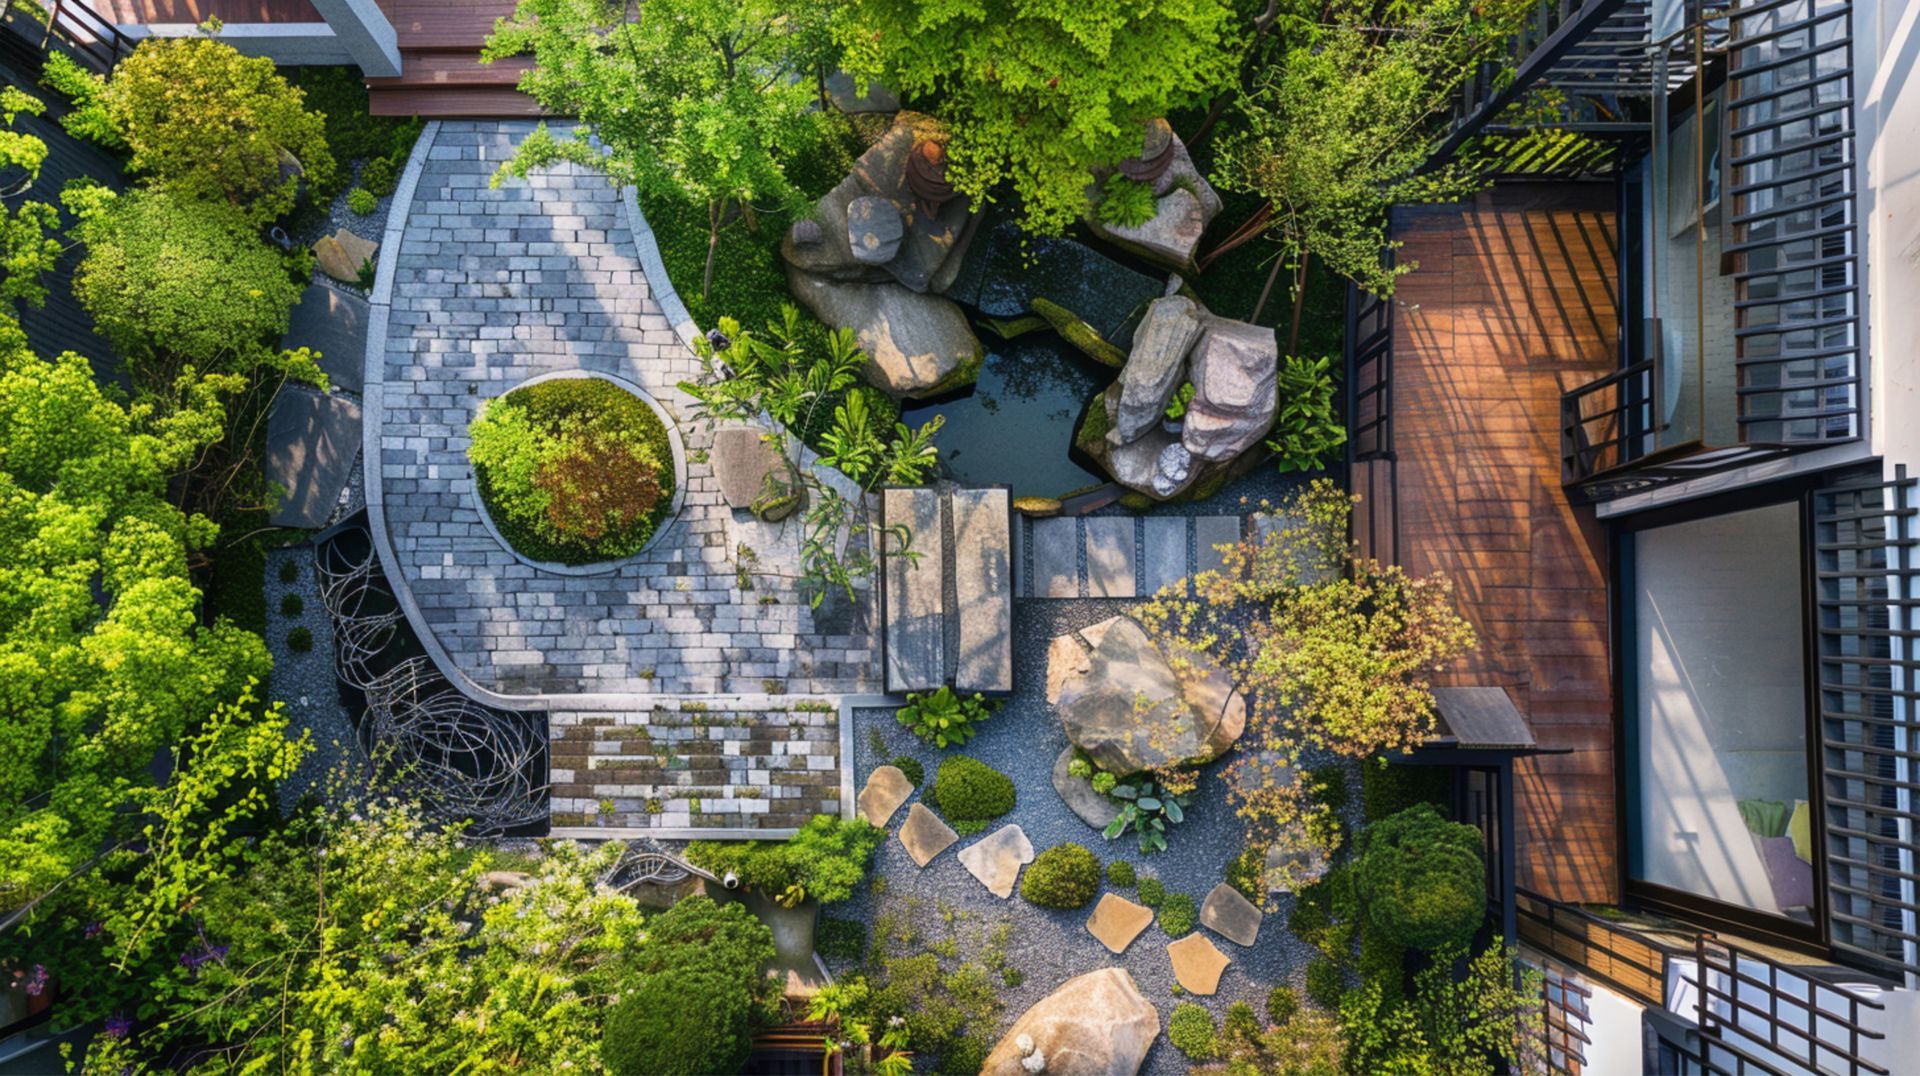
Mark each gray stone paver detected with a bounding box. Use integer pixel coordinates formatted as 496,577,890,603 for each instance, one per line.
1193,515,1244,577
1142,516,1188,597
374,121,878,698
1032,517,1080,597
1084,517,1137,598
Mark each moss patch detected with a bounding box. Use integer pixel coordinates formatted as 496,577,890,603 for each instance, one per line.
1031,297,1126,368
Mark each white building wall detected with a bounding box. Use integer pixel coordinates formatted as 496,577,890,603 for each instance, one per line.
1860,0,1920,479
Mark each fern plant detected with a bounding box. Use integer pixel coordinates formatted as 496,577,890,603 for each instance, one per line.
1096,176,1159,228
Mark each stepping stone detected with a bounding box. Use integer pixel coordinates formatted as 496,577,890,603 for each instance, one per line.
1084,517,1137,597
857,764,914,827
1167,933,1231,995
280,283,369,393
952,488,1013,693
1031,517,1079,597
957,824,1035,899
1199,882,1263,946
1086,892,1155,954
1193,515,1243,576
313,227,378,285
710,426,788,512
899,803,958,867
1142,517,1188,596
883,488,944,692
265,388,362,528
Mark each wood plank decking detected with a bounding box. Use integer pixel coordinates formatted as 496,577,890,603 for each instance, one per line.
367,0,535,117
1387,183,1621,904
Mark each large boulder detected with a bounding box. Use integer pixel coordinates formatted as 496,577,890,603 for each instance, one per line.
785,265,982,399
982,968,1160,1076
1085,127,1224,274
1111,295,1202,443
1049,615,1244,776
1183,315,1278,462
1102,411,1197,501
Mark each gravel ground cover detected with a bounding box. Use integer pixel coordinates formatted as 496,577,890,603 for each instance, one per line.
265,544,370,813
833,467,1350,1073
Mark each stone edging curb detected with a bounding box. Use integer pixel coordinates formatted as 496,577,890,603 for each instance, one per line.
467,369,690,577
620,186,703,354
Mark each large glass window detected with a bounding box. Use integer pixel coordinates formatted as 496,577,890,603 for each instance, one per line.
1631,501,1814,921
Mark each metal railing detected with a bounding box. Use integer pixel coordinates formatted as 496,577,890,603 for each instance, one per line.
1560,357,1654,485
1345,278,1397,565
38,0,132,71
1536,965,1595,1075
1516,889,1681,1007
1693,937,1889,1076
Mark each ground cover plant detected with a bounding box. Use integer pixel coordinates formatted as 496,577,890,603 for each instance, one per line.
897,686,999,748
1019,843,1101,909
468,376,678,564
928,755,1015,836
686,814,884,906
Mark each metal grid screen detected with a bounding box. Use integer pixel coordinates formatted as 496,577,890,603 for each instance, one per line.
1727,0,1862,444
1814,471,1920,976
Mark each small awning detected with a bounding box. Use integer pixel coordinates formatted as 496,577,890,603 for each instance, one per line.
1428,688,1538,751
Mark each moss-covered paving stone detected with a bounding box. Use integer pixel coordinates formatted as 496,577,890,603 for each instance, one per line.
1167,932,1231,995
1085,892,1155,954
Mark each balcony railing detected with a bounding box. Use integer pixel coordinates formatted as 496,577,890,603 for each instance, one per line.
1692,937,1889,1076
1560,358,1655,487
38,1,132,71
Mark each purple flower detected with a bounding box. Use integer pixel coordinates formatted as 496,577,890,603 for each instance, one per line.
179,943,229,975
22,965,47,997
83,922,102,940
103,1013,133,1039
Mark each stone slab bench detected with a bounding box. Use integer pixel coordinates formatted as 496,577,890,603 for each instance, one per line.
883,487,945,693
952,487,1013,693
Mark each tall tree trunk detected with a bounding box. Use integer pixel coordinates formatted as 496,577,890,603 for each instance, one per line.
703,197,723,299
1251,252,1285,325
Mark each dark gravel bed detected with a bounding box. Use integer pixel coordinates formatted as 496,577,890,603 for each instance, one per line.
839,595,1334,1073
264,544,368,813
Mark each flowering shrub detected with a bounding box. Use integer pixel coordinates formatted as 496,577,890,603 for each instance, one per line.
468,376,677,564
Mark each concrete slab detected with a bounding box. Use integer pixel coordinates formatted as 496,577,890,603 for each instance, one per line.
884,488,944,693
952,488,1013,693
1142,516,1188,597
1031,517,1079,598
1193,515,1243,576
1084,517,1137,597
265,388,362,528
280,282,369,394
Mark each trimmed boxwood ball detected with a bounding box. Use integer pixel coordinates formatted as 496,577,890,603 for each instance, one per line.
1159,891,1197,937
1167,1002,1218,1060
1354,802,1486,951
1106,859,1137,888
1020,843,1102,908
930,755,1014,836
468,377,677,565
1138,876,1165,907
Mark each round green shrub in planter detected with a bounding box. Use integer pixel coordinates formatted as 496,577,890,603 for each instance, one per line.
930,755,1014,836
1020,843,1102,908
467,376,678,566
1354,802,1485,951
1159,891,1196,937
1167,1002,1218,1060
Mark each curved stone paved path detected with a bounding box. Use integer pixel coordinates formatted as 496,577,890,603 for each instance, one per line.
369,121,878,699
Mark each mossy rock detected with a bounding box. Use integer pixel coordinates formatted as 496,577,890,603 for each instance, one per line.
923,346,985,396
749,466,803,522
1117,491,1154,512
979,313,1049,340
1013,496,1064,517
1031,297,1126,368
1073,389,1114,459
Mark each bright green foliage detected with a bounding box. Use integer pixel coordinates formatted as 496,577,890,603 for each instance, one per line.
1266,354,1346,472
1304,956,1343,1009
864,909,1004,1070
896,686,999,748
1106,859,1137,888
1212,2,1520,299
100,37,334,222
1103,774,1190,853
1340,943,1542,1076
69,188,315,384
347,186,377,215
1267,984,1299,1025
603,895,780,1076
0,313,272,916
890,754,924,787
486,0,831,296
1226,844,1268,902
467,377,677,565
1019,843,1101,909
359,155,398,196
1222,1006,1344,1076
686,814,884,905
0,86,61,310
1168,1001,1219,1059
837,0,1240,236
1096,176,1158,229
929,755,1014,836
1159,891,1197,937
1223,1001,1260,1043
38,52,119,149
1164,380,1196,421
1358,918,1408,1003
1138,876,1166,907
1355,802,1486,951
806,979,914,1076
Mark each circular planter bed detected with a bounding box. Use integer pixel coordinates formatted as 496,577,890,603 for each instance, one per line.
467,372,683,568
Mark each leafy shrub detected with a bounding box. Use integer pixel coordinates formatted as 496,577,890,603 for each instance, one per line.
1102,775,1190,854
686,814,883,906
1265,354,1347,473
817,916,868,961
1167,1002,1218,1060
1354,803,1485,951
1267,984,1299,1025
72,189,306,372
889,755,924,787
468,377,677,565
1310,764,1351,812
277,559,299,584
1361,760,1451,821
286,626,312,652
930,756,1014,836
1091,771,1118,795
1067,754,1093,780
1159,892,1196,937
101,37,334,222
601,896,777,1076
360,154,399,197
1106,859,1137,888
279,593,304,618
347,187,378,215
1019,843,1101,909
293,66,422,167
1305,956,1343,1009
896,686,999,748
1138,876,1166,907
1226,844,1268,903
1223,1000,1260,1043
1358,920,1407,1005
1095,175,1158,228
41,51,119,147
1164,380,1195,420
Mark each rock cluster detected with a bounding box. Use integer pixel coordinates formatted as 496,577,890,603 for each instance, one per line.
1047,615,1245,777
781,112,983,399
1082,289,1278,501
1084,120,1225,274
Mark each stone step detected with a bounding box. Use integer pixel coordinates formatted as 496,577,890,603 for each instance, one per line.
1009,512,1247,600
951,488,1014,693
883,488,945,693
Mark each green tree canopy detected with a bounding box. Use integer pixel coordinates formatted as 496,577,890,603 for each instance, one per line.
601,895,780,1076
485,0,831,296
99,35,333,222
0,85,62,310
836,0,1242,236
1341,943,1543,1076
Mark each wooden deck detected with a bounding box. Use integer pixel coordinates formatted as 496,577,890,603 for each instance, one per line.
100,0,317,21
1385,183,1620,904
